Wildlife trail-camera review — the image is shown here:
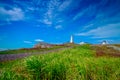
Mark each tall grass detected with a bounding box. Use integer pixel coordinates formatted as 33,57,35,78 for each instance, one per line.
0,45,120,80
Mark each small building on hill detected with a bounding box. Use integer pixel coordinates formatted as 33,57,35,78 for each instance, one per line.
79,42,86,45
101,41,107,45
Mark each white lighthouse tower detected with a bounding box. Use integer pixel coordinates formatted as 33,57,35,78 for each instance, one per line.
70,35,74,43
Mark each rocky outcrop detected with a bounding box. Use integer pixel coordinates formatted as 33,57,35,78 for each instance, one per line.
34,42,53,48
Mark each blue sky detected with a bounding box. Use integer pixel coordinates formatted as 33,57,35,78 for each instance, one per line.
0,0,120,49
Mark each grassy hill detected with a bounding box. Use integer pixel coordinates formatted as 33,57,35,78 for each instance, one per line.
0,45,65,54
0,45,120,80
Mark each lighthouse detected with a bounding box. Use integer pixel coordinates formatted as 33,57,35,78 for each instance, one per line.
70,35,74,43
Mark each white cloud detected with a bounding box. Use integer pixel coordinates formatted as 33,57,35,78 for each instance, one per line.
73,0,107,22
57,19,64,23
42,0,61,25
43,19,52,25
35,39,44,42
73,9,86,21
24,41,32,44
0,7,24,21
73,5,96,21
42,0,72,25
55,25,62,29
27,7,35,11
79,0,120,30
76,23,120,38
58,0,72,11
82,24,94,30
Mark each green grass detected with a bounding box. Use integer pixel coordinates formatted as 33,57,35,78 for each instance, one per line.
0,45,120,80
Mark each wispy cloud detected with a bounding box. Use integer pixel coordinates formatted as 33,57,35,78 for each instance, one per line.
79,12,120,32
73,5,96,21
43,19,52,25
55,25,62,29
57,19,64,23
35,39,44,42
24,41,32,44
41,0,73,25
42,0,61,25
58,0,72,11
0,7,24,21
82,24,94,30
71,0,116,27
73,8,86,21
76,23,120,38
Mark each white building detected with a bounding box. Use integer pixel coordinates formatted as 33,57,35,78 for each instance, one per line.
70,35,74,43
79,42,86,45
101,41,107,45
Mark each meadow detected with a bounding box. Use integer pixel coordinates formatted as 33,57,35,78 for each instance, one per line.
0,45,120,80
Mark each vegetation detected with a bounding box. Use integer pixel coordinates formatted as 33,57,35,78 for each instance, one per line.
113,44,120,47
0,46,65,54
0,45,120,80
92,45,120,57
